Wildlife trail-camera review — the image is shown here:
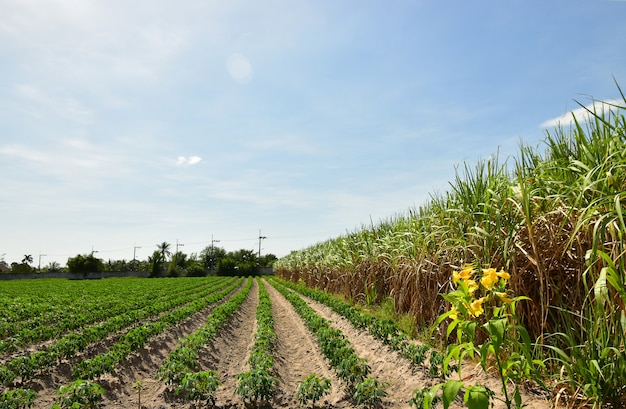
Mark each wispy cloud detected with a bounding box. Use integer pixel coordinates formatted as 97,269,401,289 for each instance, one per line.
176,156,202,166
541,99,624,128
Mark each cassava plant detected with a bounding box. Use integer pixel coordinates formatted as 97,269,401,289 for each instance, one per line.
297,374,332,407
51,380,105,409
175,371,220,408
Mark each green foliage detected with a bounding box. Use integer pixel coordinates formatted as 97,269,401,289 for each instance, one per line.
8,263,32,274
352,377,389,408
132,381,142,409
545,250,626,408
296,374,331,407
235,280,278,405
52,380,105,409
0,367,15,387
185,262,206,277
0,388,38,409
235,368,277,405
66,254,104,275
147,250,164,277
217,249,259,276
175,371,220,407
421,265,543,409
269,279,376,396
200,245,226,271
158,278,251,391
410,384,494,409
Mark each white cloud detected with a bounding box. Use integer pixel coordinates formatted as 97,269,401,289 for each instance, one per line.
541,99,623,128
176,156,203,165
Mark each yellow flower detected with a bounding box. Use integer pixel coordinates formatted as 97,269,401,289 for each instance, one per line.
496,270,510,280
480,268,499,290
466,279,479,294
449,306,459,320
453,265,474,285
495,292,512,304
468,296,489,317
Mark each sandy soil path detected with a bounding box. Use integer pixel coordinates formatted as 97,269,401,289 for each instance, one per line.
262,279,351,408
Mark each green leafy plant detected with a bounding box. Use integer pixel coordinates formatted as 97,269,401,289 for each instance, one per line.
352,377,389,408
296,374,331,407
235,368,277,405
52,380,105,409
0,367,16,387
175,371,220,408
235,280,278,406
132,380,142,409
0,388,38,409
413,264,543,409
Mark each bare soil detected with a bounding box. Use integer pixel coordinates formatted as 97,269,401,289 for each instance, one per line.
21,278,557,408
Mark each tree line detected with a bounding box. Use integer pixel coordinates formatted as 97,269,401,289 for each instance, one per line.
1,243,277,277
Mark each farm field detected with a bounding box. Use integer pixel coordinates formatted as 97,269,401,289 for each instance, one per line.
0,276,555,408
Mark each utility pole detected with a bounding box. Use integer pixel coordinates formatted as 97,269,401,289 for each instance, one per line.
133,243,142,261
38,253,47,271
176,238,184,254
210,235,220,271
211,234,220,250
258,229,267,260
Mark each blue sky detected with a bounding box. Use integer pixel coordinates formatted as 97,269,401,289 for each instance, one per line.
1,0,625,267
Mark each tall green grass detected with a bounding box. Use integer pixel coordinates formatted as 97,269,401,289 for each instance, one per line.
275,83,626,406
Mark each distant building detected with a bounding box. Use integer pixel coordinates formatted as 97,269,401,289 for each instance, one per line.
0,261,10,273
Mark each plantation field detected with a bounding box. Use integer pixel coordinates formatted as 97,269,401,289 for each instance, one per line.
0,276,556,409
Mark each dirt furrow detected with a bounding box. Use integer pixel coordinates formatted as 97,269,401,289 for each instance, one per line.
195,278,259,408
263,279,351,408
299,295,436,408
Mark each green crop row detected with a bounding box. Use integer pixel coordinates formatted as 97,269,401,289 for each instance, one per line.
158,277,252,388
268,279,388,406
0,278,216,354
72,277,243,381
0,277,235,387
235,279,277,405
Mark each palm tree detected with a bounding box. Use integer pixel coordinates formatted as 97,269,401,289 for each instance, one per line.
22,254,33,265
157,242,171,261
148,250,164,278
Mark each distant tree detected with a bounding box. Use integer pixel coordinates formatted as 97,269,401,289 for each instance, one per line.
216,257,238,276
105,259,128,272
200,246,226,271
259,254,278,267
157,242,171,261
128,258,141,271
11,262,32,273
67,254,104,275
185,261,206,277
167,251,187,277
44,261,63,274
147,250,164,278
217,249,259,276
22,254,33,265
